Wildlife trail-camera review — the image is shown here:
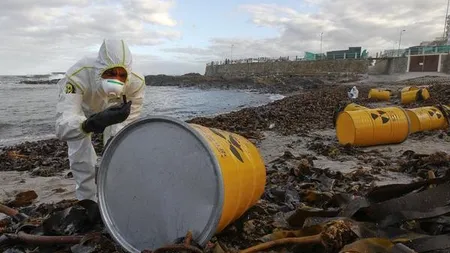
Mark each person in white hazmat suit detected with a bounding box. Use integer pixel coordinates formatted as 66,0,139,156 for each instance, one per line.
55,39,146,201
348,86,359,99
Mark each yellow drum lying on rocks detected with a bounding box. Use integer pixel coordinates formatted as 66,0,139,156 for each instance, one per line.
401,88,430,105
406,106,448,133
368,89,391,101
190,124,266,232
97,116,266,252
336,107,410,147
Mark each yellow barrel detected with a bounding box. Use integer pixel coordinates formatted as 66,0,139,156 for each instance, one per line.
344,103,369,112
368,89,391,101
401,88,431,104
336,107,410,147
189,124,266,232
405,106,449,133
96,116,267,252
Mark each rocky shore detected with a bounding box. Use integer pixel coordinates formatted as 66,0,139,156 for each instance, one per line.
144,72,366,95
2,75,450,253
144,73,333,95
20,72,363,95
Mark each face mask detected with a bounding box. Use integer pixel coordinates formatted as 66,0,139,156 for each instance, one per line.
101,79,124,97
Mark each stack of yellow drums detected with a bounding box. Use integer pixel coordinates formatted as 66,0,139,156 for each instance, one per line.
335,101,449,147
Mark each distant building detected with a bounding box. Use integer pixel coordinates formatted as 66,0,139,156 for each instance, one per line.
304,47,367,60
326,47,363,59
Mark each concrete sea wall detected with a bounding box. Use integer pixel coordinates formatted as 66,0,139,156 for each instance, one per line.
204,59,370,77
369,57,408,75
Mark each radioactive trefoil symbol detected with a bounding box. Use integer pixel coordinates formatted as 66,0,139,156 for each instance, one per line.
428,108,443,119
371,110,390,124
210,128,244,163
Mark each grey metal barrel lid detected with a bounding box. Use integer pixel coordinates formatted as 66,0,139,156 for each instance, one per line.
97,115,225,253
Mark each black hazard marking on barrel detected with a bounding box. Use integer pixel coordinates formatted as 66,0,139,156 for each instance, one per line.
371,110,390,124
427,108,443,119
210,128,244,163
229,135,243,151
229,145,244,163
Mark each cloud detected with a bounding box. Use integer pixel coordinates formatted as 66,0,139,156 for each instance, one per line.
0,0,180,75
239,1,447,55
3,0,449,75
162,47,214,56
123,0,177,27
164,1,449,65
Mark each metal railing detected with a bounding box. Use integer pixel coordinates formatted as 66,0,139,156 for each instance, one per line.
206,56,291,66
407,45,450,55
206,45,450,66
378,45,450,58
206,53,367,66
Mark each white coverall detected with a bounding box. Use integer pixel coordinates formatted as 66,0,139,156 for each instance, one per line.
55,39,146,201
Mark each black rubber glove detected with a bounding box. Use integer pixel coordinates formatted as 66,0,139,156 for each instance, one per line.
82,101,132,134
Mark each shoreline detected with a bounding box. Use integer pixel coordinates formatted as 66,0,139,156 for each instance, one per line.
18,72,360,96
1,75,450,252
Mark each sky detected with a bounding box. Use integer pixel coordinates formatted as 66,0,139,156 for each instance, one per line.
1,0,449,75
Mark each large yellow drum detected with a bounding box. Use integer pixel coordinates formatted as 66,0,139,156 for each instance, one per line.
406,106,448,133
97,116,267,252
336,107,410,147
190,124,266,232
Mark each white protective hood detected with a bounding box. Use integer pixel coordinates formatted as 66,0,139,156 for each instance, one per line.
94,39,133,98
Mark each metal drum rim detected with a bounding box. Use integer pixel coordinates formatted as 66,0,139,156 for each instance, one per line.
96,115,225,253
